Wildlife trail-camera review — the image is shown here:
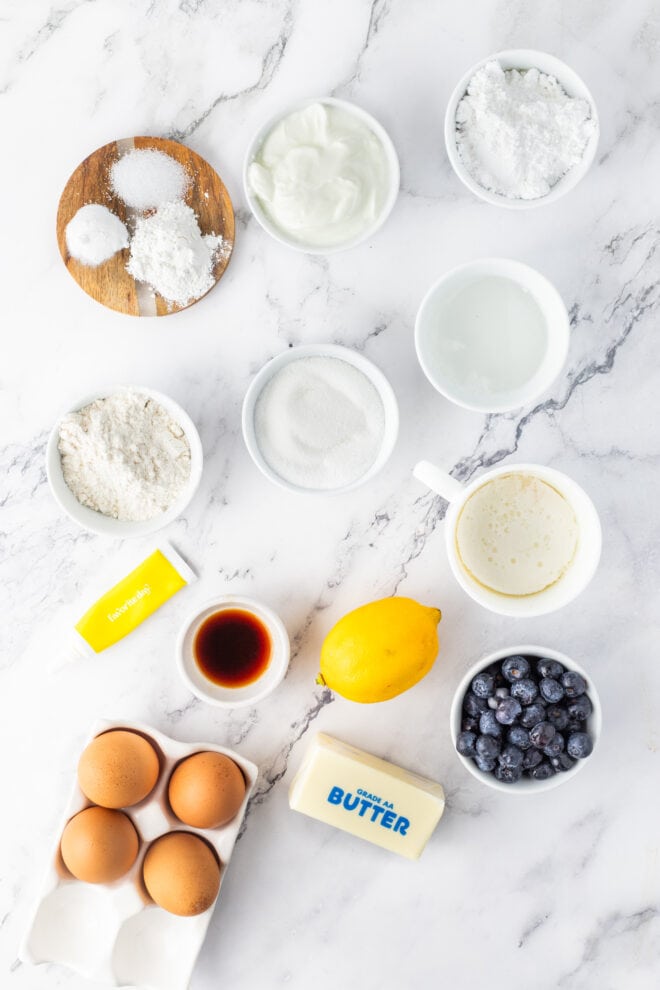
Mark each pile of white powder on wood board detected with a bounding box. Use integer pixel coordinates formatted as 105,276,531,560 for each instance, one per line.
127,200,224,307
455,60,595,200
58,391,192,522
65,204,129,266
253,356,386,491
109,148,190,210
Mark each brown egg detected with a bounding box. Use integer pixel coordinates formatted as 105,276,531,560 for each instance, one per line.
78,730,160,808
168,752,246,829
142,832,221,916
61,807,139,883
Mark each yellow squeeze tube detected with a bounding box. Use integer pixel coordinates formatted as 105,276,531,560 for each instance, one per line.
70,544,195,659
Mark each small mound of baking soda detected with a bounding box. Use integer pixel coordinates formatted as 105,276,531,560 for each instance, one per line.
65,204,129,266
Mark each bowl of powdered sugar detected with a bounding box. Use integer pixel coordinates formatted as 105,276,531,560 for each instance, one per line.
47,386,203,537
445,50,599,208
242,344,399,495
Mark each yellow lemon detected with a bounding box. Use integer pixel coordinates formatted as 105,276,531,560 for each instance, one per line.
317,597,441,703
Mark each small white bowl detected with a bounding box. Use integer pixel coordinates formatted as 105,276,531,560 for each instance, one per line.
450,645,602,794
176,596,290,708
242,343,399,495
47,385,203,538
445,50,599,208
243,96,400,254
415,258,570,413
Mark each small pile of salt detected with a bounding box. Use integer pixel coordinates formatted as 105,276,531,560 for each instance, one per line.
65,204,129,266
254,356,386,491
127,200,223,307
110,149,189,210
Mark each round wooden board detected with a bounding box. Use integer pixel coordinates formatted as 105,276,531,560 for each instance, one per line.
56,136,235,317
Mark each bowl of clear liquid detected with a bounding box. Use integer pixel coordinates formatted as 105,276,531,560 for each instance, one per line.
414,258,569,413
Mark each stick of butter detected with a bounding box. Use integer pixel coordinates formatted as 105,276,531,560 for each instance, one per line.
289,733,445,860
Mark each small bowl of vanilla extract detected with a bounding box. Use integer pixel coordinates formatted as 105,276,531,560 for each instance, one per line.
176,596,290,708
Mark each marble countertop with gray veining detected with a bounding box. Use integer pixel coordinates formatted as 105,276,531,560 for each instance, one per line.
2,1,660,988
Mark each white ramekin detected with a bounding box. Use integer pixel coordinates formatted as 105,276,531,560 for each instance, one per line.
415,258,570,413
242,343,399,495
445,49,599,209
176,596,290,708
47,385,203,538
243,96,400,253
449,645,602,794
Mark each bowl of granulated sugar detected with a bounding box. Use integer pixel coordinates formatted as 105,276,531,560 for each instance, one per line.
47,385,203,537
242,345,399,495
445,50,599,208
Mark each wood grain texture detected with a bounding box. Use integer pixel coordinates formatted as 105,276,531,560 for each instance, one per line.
56,136,235,317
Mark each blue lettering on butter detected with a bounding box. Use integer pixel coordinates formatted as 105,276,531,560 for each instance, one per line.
326,787,411,837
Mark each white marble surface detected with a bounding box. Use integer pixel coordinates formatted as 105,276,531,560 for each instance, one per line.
2,1,660,987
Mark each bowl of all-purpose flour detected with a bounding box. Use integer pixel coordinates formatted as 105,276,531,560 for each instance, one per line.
242,345,399,494
47,386,203,537
445,50,599,208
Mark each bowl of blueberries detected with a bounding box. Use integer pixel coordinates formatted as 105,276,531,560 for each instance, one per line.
450,645,601,793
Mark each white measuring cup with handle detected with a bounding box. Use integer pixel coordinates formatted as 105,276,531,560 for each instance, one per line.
413,460,602,617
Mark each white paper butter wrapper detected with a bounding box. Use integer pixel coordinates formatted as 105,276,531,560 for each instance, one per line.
289,732,445,859
20,718,257,990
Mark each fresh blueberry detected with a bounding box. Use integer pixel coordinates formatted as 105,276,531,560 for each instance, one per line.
498,744,523,769
567,695,592,721
551,753,575,772
471,671,496,698
529,721,556,749
476,735,501,760
546,705,569,731
508,726,531,750
537,658,565,680
494,764,523,784
562,670,587,698
520,703,546,729
522,747,543,769
462,716,480,733
544,733,565,758
539,678,565,703
567,732,593,759
502,655,530,682
495,686,510,699
488,697,499,710
463,692,488,717
511,678,539,706
495,697,522,725
529,761,555,780
475,755,497,773
479,711,502,738
456,731,477,758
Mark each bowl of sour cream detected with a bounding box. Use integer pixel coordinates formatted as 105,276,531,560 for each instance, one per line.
243,97,400,253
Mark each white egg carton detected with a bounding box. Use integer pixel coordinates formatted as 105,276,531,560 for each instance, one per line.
20,718,258,990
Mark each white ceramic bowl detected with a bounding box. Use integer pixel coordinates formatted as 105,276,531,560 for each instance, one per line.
415,258,570,413
413,460,602,617
445,49,599,208
450,645,602,794
243,96,400,254
177,596,290,708
47,385,203,538
242,343,399,495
